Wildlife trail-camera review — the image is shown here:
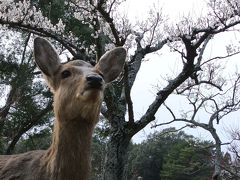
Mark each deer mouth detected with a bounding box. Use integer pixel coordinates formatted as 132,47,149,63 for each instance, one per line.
78,83,103,98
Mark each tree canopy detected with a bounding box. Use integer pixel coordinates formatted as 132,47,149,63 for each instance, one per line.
127,128,214,180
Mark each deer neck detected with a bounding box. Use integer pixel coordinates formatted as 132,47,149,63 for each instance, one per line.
44,114,98,180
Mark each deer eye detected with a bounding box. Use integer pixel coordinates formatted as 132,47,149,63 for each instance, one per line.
61,70,71,79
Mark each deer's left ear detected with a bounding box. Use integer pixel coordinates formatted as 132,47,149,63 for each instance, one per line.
34,37,61,77
95,47,126,83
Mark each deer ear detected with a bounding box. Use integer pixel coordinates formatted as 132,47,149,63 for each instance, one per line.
96,47,126,83
34,37,61,77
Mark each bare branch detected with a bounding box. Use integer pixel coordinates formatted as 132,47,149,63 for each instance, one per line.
124,63,134,123
96,1,124,46
201,51,240,67
197,34,213,66
155,125,189,136
148,13,160,46
163,103,176,120
0,19,80,57
21,33,31,65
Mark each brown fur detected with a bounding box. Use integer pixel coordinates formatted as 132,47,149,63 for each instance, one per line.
0,37,126,180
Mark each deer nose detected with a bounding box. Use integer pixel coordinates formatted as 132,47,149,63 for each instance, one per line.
86,75,103,88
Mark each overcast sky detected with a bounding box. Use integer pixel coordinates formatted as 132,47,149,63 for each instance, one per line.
123,0,207,21
120,0,240,146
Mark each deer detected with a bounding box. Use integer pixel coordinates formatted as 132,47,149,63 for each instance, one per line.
0,37,126,180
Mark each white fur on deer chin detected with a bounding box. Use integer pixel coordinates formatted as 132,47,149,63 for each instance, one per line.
76,89,103,101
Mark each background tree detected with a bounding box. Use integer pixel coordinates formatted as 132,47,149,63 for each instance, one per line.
151,65,240,179
0,31,52,154
0,0,240,179
126,128,214,180
220,129,240,179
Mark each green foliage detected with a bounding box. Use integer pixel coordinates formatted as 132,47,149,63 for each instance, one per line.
0,32,53,154
91,136,106,180
14,128,52,153
126,128,214,180
161,141,212,180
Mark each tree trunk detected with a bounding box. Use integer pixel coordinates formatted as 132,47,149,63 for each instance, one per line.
211,128,222,180
103,128,132,180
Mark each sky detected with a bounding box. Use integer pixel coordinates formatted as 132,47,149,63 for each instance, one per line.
120,0,240,147
122,0,207,22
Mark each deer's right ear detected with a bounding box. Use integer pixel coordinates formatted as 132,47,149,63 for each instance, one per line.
96,47,126,83
34,37,61,77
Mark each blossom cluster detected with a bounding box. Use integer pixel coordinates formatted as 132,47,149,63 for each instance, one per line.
0,0,66,34
69,0,131,46
165,0,240,40
0,0,90,54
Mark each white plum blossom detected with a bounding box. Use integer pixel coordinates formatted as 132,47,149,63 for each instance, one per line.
0,0,66,34
0,0,240,56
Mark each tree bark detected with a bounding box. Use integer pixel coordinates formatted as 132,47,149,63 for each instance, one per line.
103,128,132,180
210,128,222,180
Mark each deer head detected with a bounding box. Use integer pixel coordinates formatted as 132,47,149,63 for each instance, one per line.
34,37,126,124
